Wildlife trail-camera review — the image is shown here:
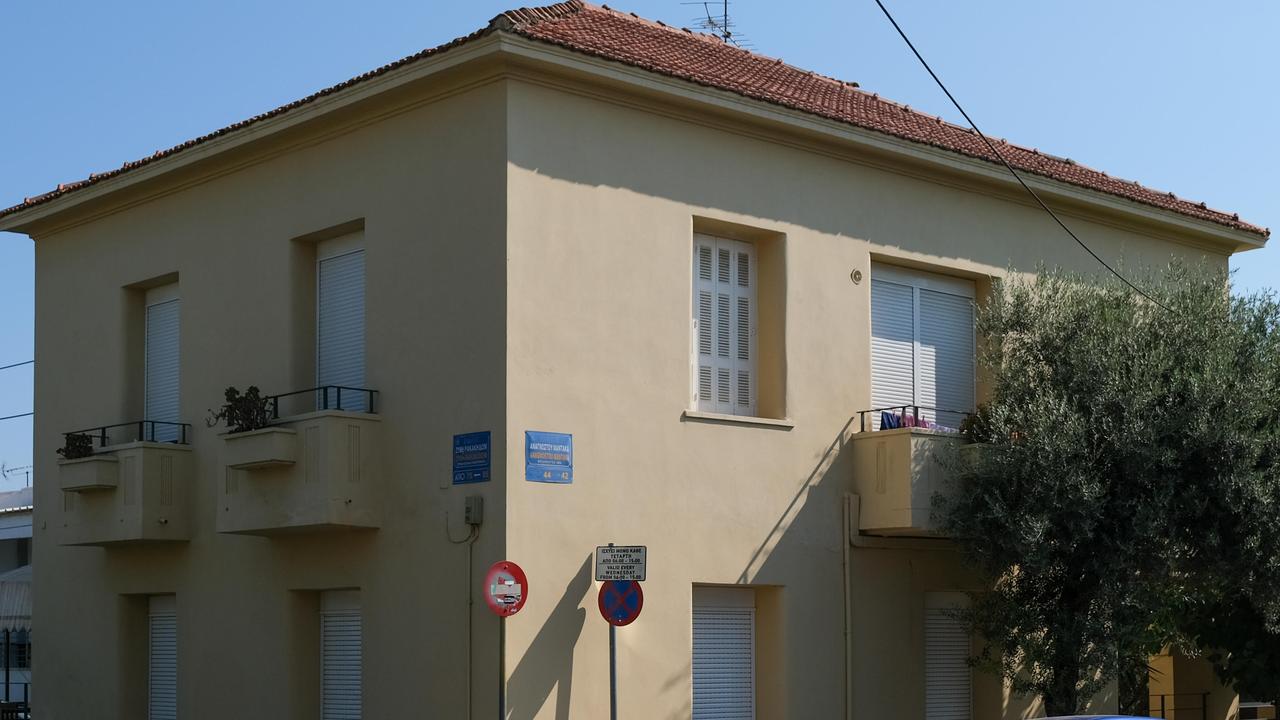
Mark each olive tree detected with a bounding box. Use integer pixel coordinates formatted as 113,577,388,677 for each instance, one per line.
936,264,1280,714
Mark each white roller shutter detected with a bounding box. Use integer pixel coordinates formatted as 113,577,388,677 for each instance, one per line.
148,595,177,720
692,589,755,720
870,265,975,429
321,590,362,720
145,286,181,443
870,279,916,424
317,237,366,413
925,607,971,720
918,290,976,429
692,234,755,416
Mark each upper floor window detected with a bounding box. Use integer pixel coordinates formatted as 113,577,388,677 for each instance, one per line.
144,284,181,442
692,234,756,416
317,233,366,412
870,263,975,429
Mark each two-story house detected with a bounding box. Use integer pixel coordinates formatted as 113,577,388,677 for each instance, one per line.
0,2,1268,718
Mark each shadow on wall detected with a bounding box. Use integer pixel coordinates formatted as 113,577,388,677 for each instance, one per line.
507,554,592,720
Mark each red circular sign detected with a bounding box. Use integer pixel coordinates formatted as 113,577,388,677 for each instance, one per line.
484,561,529,617
598,580,643,626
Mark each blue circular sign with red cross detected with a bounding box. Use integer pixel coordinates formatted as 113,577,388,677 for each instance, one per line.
598,580,643,626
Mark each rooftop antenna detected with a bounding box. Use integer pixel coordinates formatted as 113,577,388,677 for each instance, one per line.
0,464,31,488
681,0,751,48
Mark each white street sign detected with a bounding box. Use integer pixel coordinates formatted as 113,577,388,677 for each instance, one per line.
595,545,647,582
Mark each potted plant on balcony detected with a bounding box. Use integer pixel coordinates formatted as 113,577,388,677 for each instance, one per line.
57,432,119,491
209,386,297,470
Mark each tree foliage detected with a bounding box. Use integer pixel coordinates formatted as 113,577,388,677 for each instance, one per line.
936,263,1280,713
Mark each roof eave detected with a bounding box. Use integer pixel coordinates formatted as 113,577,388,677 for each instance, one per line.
1,27,1266,253
490,34,1266,253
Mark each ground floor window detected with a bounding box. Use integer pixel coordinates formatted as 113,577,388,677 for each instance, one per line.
924,592,971,720
321,589,362,720
148,595,177,720
692,586,755,719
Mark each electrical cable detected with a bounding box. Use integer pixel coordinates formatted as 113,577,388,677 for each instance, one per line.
0,361,32,372
871,0,1170,312
0,413,32,422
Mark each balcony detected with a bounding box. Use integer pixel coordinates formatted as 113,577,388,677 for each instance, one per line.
850,406,970,537
216,386,381,536
56,421,193,546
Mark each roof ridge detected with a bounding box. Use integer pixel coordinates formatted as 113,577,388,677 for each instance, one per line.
490,0,585,30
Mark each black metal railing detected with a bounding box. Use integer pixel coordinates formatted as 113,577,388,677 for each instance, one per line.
64,419,191,449
265,385,378,419
857,405,972,433
1147,691,1208,720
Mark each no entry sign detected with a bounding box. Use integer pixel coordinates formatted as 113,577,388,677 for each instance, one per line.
598,580,644,627
484,561,528,617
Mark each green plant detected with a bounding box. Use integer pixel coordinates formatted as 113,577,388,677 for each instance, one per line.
935,263,1280,713
56,433,94,460
207,386,274,434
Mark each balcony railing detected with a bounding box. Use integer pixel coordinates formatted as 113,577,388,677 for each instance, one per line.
857,405,970,434
265,385,378,418
63,419,191,448
1147,692,1209,720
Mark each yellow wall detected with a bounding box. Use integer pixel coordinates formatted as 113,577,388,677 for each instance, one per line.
500,73,1229,719
17,42,1248,720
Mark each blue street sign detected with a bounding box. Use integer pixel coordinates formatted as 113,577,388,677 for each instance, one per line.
453,431,491,484
598,580,644,627
525,431,573,484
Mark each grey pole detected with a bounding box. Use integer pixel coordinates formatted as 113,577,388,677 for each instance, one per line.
609,622,617,720
498,617,506,720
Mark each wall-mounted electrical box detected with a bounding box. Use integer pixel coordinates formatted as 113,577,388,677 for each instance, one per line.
464,495,484,526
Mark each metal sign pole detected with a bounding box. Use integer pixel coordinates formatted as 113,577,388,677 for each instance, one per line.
498,616,506,720
609,622,618,720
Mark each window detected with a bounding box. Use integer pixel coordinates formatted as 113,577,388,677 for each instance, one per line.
870,264,975,429
924,593,971,720
144,285,181,442
321,590,362,720
692,234,756,416
148,595,177,720
317,233,366,412
692,587,755,719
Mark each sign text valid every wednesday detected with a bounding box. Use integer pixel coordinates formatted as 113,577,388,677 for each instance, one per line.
595,545,647,582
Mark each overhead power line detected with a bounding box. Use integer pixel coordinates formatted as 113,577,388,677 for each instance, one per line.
871,0,1169,311
0,413,32,422
0,360,32,372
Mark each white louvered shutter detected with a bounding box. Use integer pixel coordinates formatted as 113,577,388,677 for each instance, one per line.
692,234,755,416
317,246,367,412
145,292,181,443
871,279,915,428
917,289,975,429
148,596,177,720
925,608,971,720
692,606,755,719
321,592,362,720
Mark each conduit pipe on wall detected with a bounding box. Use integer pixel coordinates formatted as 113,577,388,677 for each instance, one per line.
842,494,959,720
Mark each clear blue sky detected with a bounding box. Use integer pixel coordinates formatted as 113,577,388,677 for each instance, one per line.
0,0,1275,490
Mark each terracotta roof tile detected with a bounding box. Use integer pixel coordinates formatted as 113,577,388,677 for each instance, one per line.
1,0,1267,238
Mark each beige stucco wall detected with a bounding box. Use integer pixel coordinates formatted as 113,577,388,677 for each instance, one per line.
31,76,510,719
501,73,1229,720
16,42,1247,720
